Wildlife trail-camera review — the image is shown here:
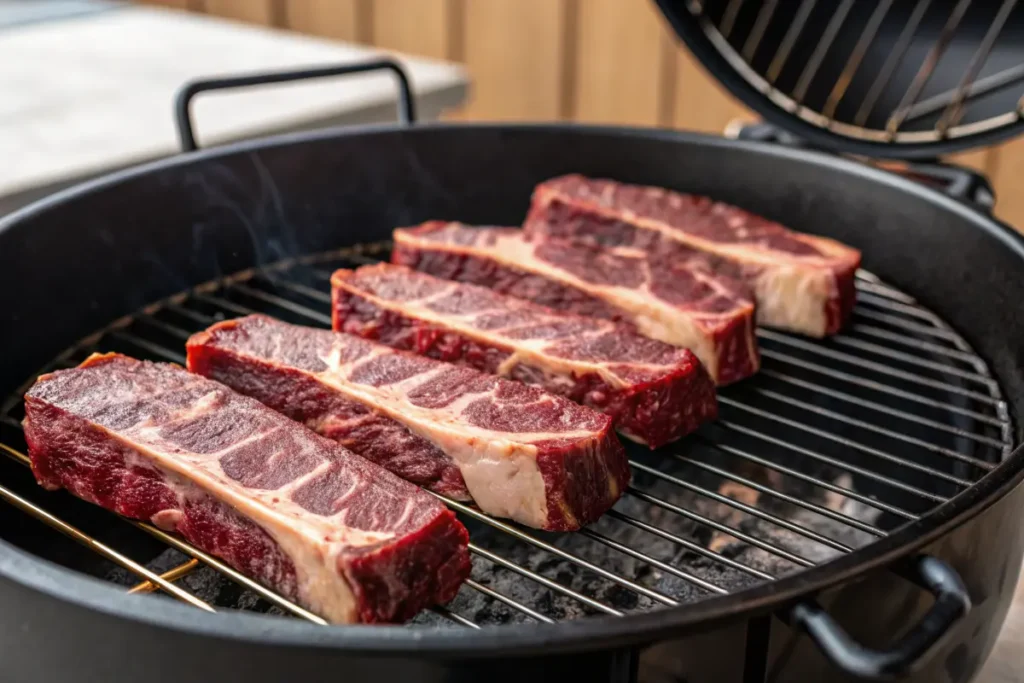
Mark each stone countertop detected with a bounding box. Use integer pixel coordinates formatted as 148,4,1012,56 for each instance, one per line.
0,3,468,207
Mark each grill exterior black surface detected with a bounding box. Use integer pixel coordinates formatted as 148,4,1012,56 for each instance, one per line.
0,61,1023,682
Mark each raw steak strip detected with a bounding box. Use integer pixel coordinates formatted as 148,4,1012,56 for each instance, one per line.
332,263,718,448
23,353,470,624
192,312,472,502
392,221,759,385
525,174,862,337
187,315,629,531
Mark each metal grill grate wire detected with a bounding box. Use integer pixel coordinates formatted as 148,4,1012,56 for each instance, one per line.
0,242,1013,628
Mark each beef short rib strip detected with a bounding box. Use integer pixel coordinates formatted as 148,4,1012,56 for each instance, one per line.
331,263,718,448
193,314,473,502
392,221,759,385
23,353,470,624
525,174,862,337
187,315,629,531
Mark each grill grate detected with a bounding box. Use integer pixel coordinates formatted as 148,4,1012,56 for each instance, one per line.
0,241,1013,628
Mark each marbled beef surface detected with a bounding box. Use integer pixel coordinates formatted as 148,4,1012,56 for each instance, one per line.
392,221,759,385
525,174,861,337
331,263,717,448
187,315,630,531
23,353,470,624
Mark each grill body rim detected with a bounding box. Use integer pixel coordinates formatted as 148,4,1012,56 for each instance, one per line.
0,122,1021,666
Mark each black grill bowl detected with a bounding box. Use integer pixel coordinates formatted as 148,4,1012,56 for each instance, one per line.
1,123,1023,683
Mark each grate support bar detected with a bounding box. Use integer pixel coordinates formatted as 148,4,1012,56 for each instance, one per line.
886,0,973,135
697,436,918,521
854,275,917,303
432,606,480,629
606,509,776,581
128,559,201,594
577,527,729,595
854,307,966,344
0,444,214,613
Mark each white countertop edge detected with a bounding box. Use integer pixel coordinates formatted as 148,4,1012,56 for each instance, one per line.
0,5,469,197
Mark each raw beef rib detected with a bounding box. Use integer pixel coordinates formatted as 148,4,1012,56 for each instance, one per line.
332,263,718,448
187,315,629,531
23,353,470,624
525,174,862,337
392,221,759,385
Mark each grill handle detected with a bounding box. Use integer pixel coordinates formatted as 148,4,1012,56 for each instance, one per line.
791,555,971,680
173,59,417,152
729,122,996,214
895,162,996,214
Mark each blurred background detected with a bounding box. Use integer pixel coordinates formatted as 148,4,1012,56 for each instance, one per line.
2,0,1022,227
142,0,1022,226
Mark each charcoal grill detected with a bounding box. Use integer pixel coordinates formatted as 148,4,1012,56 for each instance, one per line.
2,3,1024,682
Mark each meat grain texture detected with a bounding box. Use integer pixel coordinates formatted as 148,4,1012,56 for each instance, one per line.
188,315,630,531
392,221,759,385
331,263,718,447
525,174,861,337
23,353,470,624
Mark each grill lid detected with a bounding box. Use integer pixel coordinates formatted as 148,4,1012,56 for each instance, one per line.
655,0,1024,159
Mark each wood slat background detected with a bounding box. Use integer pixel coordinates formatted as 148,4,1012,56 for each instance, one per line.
141,0,1022,229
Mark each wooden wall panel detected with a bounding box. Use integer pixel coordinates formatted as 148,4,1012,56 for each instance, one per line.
282,0,366,42
572,0,673,126
461,0,571,121
140,0,198,9
990,139,1024,229
371,0,454,60
201,0,277,25
948,149,993,175
673,50,752,134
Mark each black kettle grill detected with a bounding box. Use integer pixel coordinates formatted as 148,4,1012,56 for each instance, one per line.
1,2,1023,681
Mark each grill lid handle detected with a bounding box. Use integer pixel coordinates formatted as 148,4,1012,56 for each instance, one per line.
173,59,417,152
790,555,971,680
729,121,997,213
